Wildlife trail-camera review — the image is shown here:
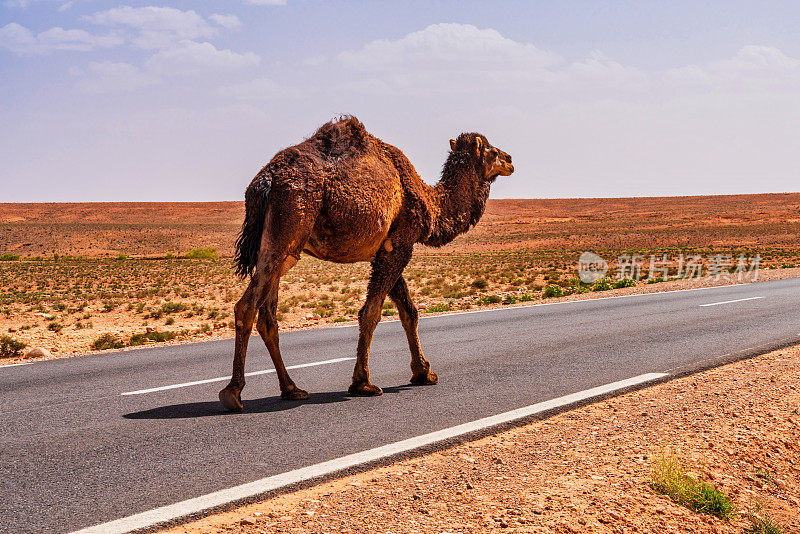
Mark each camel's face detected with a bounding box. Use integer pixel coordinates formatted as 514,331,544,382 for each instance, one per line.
484,144,514,178
478,137,514,179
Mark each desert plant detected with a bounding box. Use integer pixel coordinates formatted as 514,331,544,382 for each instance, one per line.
425,304,451,313
542,285,563,299
47,322,63,333
185,248,219,260
92,333,124,351
592,277,612,292
129,330,178,346
650,453,734,519
0,252,20,261
0,335,27,357
613,278,637,289
478,295,502,305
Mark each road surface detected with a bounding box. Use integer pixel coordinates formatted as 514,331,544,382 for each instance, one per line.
2,278,799,533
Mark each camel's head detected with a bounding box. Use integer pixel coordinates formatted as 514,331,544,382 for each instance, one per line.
450,134,514,181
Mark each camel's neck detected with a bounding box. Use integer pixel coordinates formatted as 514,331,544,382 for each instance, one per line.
422,154,491,247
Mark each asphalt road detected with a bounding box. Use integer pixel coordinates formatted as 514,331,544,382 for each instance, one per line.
2,278,800,533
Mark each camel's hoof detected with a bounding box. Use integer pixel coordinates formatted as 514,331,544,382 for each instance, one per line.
281,386,310,401
348,382,383,396
410,370,438,386
219,387,243,412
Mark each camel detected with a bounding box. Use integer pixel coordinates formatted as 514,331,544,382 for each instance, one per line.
219,116,514,411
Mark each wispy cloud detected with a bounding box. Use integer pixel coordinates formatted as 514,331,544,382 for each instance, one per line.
145,39,259,76
209,13,242,30
0,22,122,54
83,6,217,49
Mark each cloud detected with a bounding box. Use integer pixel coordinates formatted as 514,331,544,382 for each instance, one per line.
84,6,217,49
74,61,158,93
664,45,800,91
209,14,242,30
338,23,562,72
0,22,122,54
145,40,259,76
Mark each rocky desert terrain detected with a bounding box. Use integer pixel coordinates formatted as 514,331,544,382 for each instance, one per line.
2,193,800,360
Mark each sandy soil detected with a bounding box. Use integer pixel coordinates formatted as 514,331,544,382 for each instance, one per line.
161,345,800,534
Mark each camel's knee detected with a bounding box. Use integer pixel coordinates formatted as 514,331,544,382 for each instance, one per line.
358,303,381,330
255,312,277,339
234,297,258,330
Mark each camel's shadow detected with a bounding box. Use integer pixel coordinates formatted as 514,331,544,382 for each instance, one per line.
123,384,415,420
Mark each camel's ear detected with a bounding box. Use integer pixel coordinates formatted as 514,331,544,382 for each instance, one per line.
474,136,483,156
449,139,456,151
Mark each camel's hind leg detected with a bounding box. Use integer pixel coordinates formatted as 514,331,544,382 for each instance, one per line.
389,276,438,386
220,190,318,412
349,245,413,396
255,256,308,400
219,267,276,412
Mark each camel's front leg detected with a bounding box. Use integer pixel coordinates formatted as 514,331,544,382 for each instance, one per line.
389,276,437,386
349,244,412,396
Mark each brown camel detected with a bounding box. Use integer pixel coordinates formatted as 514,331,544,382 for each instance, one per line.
219,116,514,411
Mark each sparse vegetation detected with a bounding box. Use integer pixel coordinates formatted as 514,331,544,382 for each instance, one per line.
91,333,124,351
0,335,26,356
650,453,735,519
542,285,563,299
0,253,20,261
744,503,790,534
185,247,219,260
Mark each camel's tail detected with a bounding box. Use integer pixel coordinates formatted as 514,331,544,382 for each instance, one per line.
234,170,271,279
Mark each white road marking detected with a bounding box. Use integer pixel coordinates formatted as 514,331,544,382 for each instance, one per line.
699,296,763,307
120,357,355,396
76,372,667,534
0,361,33,368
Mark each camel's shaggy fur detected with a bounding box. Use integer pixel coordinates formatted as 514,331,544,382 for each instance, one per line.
221,116,513,411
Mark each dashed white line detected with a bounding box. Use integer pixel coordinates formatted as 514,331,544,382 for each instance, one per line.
120,357,355,396
75,371,668,534
699,296,763,307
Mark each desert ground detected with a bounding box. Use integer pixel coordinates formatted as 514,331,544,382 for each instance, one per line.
160,343,800,534
2,193,800,360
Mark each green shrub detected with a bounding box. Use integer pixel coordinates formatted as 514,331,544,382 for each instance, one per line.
129,330,178,346
92,333,124,351
650,454,734,519
592,277,612,292
425,304,451,313
471,278,488,289
185,247,219,260
613,278,637,289
478,295,502,305
502,295,517,304
0,252,20,261
542,285,563,298
115,254,127,261
0,335,27,357
47,322,63,333
647,277,665,284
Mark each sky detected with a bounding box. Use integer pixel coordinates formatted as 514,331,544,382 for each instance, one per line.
1,0,800,202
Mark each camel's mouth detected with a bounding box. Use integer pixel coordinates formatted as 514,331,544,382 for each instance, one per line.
499,164,514,176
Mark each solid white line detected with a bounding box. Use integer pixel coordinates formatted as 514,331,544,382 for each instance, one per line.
76,371,667,534
120,357,355,396
0,361,34,368
699,296,763,307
